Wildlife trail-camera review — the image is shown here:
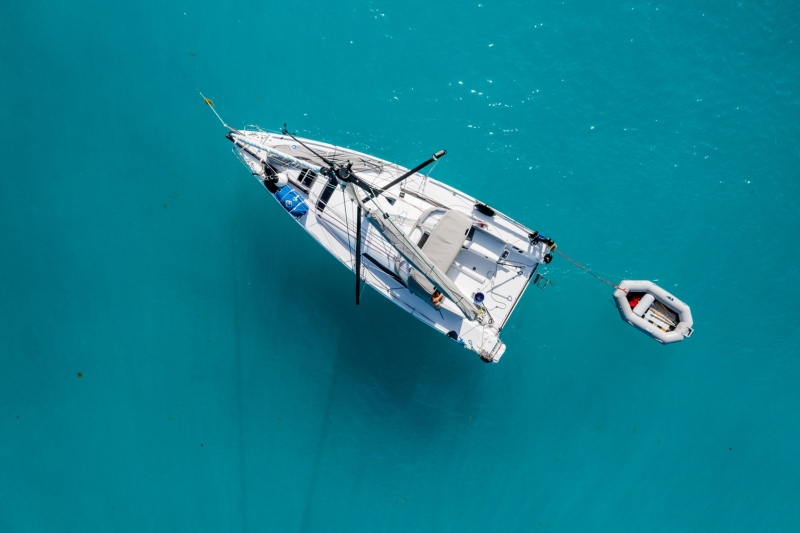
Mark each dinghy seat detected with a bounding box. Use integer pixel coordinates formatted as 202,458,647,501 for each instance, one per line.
631,293,655,317
409,210,473,294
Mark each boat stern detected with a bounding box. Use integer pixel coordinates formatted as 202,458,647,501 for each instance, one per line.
479,338,506,363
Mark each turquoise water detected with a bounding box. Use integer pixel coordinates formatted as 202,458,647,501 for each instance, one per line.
2,1,799,530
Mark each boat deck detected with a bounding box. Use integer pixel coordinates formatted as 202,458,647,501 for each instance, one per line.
229,128,551,361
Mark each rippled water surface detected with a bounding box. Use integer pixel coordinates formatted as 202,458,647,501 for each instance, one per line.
2,1,798,530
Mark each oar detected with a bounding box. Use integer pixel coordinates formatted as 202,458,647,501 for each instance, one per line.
649,305,677,327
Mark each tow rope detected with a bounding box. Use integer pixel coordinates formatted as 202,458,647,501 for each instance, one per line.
554,249,626,293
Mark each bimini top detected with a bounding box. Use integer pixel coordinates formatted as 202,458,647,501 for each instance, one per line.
409,210,473,296
355,193,481,322
613,280,693,344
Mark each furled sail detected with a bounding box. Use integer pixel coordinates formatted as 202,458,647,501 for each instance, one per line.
229,132,323,174
353,186,479,321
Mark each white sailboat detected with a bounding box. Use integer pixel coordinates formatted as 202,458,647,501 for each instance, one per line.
206,98,556,362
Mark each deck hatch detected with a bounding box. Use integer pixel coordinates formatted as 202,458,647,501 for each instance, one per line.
316,176,338,211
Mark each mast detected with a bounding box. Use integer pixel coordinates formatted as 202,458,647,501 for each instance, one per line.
374,150,446,197
278,125,478,318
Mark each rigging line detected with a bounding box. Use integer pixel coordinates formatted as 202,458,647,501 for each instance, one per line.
199,92,234,131
307,214,343,262
281,124,336,168
318,204,398,256
553,249,625,293
340,187,356,270
312,187,420,258
427,154,442,177
496,259,536,268
331,222,396,260
479,305,495,327
488,277,509,310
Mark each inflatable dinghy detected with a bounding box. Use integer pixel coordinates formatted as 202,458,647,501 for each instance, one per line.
613,280,693,344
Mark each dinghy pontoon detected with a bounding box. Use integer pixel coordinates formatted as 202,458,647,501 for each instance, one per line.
613,280,693,344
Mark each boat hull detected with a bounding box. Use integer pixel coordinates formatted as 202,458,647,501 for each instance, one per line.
226,126,553,362
613,280,693,344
